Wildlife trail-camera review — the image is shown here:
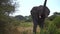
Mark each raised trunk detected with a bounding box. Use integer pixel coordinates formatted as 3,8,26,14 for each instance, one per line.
43,0,47,7
43,0,47,12
41,0,47,18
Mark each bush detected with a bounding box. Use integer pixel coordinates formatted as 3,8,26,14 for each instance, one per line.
43,16,60,34
44,18,57,34
53,16,60,28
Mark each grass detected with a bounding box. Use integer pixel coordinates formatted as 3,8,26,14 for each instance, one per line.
16,22,41,34
9,21,60,34
20,22,33,27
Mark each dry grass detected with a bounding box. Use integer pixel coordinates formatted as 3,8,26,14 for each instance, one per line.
8,22,41,34
17,25,40,34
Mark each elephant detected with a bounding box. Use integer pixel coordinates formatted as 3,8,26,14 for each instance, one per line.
30,5,50,34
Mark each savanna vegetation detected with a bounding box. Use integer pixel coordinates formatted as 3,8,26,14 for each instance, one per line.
0,0,20,34
14,12,60,34
0,0,60,34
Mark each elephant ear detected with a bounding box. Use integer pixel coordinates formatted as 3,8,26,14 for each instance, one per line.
44,6,50,18
30,6,38,14
46,7,50,15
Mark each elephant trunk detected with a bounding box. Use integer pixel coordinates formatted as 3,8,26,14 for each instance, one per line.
43,0,47,7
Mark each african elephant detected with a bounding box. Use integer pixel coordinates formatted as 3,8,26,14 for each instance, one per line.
30,5,50,34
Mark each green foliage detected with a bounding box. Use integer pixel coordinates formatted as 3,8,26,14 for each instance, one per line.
15,15,33,22
44,16,60,34
42,16,60,34
53,16,60,28
47,22,57,34
23,15,32,22
20,22,32,27
45,18,51,27
0,15,21,34
48,12,60,21
0,0,19,34
0,0,15,16
56,29,60,34
15,15,25,20
48,15,57,21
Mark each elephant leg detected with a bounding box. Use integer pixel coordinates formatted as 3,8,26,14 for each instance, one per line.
33,17,38,34
38,18,45,34
39,15,45,28
33,24,37,34
38,18,44,29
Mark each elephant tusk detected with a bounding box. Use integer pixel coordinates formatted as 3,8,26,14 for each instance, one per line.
39,16,41,18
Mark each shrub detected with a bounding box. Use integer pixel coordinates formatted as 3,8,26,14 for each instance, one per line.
53,16,60,28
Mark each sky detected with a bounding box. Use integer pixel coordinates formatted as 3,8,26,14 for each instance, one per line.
10,0,60,16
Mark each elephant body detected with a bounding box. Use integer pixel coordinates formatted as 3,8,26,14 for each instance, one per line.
30,5,50,34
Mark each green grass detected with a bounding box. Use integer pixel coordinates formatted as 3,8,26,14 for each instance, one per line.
18,21,60,34
20,22,33,27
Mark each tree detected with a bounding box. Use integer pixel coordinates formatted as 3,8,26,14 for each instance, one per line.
0,0,18,34
0,0,15,16
24,15,32,22
15,15,25,20
48,12,60,21
54,12,60,16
